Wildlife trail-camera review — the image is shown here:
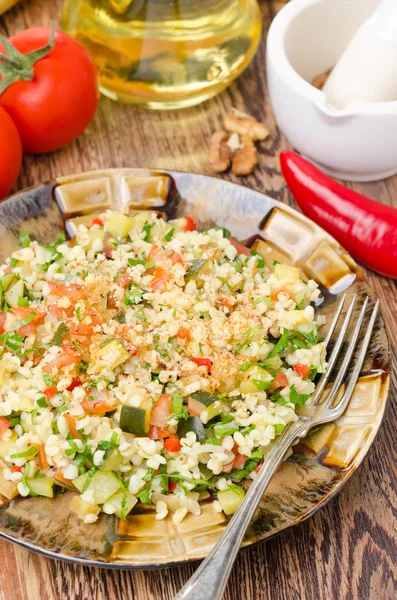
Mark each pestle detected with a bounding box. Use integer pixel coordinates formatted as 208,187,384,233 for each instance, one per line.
323,0,397,108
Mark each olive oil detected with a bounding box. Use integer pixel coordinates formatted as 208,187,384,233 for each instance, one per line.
62,0,261,109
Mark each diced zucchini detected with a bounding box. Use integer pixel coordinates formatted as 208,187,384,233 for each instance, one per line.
0,431,17,460
260,355,283,370
240,365,273,393
217,485,245,515
4,279,29,307
177,416,206,441
102,449,124,472
105,211,136,238
27,476,54,498
95,339,130,371
184,259,212,288
119,405,151,436
274,264,300,280
69,495,101,518
106,489,137,519
190,391,222,421
73,470,121,504
0,273,15,294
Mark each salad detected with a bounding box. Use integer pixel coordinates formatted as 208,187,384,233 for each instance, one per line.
0,210,326,525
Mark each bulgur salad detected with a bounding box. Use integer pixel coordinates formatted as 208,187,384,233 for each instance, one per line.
0,210,326,525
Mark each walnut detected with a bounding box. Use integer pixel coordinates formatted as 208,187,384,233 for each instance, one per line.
312,68,332,90
223,108,270,141
231,135,257,176
208,130,231,173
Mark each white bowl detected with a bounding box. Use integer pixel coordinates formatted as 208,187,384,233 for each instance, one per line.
267,0,397,182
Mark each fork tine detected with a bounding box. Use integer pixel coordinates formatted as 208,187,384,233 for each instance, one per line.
324,294,346,347
324,296,369,408
331,300,380,415
312,294,357,405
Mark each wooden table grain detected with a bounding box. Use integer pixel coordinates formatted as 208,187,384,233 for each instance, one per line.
1,1,396,599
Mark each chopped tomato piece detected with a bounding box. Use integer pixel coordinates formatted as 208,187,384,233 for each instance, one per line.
11,307,45,336
187,397,205,417
48,303,75,318
48,282,85,300
42,343,82,373
66,378,82,392
233,453,248,470
115,272,134,288
176,326,191,341
229,238,250,256
0,313,6,335
148,426,170,440
43,386,58,399
92,217,104,227
69,237,76,247
53,470,76,490
38,444,49,470
185,216,197,232
269,372,289,392
11,465,22,473
64,413,82,439
69,312,102,336
169,481,177,492
222,449,236,473
255,461,263,474
150,394,172,428
107,291,118,309
146,267,169,291
164,434,182,453
0,417,10,438
81,398,115,415
191,357,212,370
293,363,311,379
271,288,290,303
64,412,82,439
148,245,183,266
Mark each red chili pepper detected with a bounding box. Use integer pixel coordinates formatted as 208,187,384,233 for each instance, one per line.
43,386,58,399
163,434,182,453
190,357,212,370
185,216,197,231
66,378,82,392
280,151,397,279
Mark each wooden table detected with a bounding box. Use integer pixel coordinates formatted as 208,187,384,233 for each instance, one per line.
1,1,396,599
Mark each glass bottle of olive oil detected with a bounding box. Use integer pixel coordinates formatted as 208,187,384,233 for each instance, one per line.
62,0,262,109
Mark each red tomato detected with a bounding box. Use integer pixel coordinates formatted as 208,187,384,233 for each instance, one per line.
148,245,183,266
11,307,45,336
169,481,177,493
0,313,6,335
92,217,104,227
233,453,248,470
0,28,99,154
185,217,197,232
187,397,205,417
48,282,85,300
229,238,250,256
271,288,290,303
81,390,115,415
222,449,236,473
150,394,172,428
164,434,182,453
148,426,169,440
191,357,212,370
48,303,75,318
53,470,76,490
269,372,289,392
115,272,134,288
0,106,22,199
255,461,263,474
66,378,82,392
69,312,102,336
11,465,22,473
146,267,169,291
0,417,10,438
293,363,311,379
42,340,82,372
64,413,82,440
43,386,57,399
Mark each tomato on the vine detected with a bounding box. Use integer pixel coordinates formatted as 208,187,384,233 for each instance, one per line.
0,105,22,199
0,26,99,154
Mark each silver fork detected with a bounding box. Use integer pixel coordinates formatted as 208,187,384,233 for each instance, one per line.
175,294,380,600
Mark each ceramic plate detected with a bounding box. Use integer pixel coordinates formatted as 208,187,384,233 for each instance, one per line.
0,170,390,568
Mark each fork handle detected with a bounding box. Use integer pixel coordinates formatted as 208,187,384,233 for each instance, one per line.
174,418,310,600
